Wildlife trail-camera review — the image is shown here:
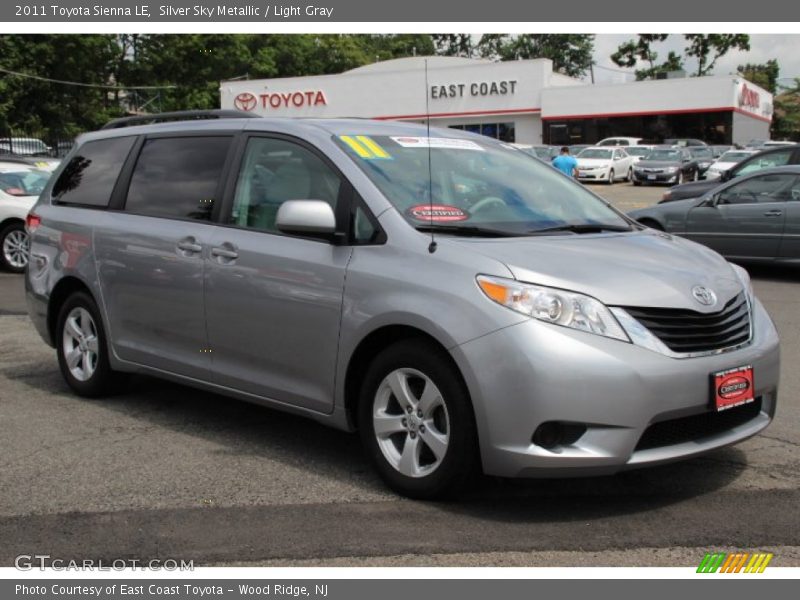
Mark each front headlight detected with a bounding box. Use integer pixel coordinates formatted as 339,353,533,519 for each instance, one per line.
477,275,630,342
665,167,678,173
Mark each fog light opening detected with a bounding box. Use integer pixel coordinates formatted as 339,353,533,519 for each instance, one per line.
532,422,587,449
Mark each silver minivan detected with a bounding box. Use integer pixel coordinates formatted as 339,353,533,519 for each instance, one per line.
26,113,780,498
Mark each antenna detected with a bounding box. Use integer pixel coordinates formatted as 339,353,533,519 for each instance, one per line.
424,59,437,254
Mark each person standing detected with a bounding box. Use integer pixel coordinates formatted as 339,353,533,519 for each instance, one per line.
552,146,578,178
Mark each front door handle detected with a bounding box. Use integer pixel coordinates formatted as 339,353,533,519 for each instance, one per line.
176,237,202,255
211,244,239,263
763,209,783,217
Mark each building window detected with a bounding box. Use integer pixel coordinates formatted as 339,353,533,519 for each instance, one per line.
449,122,515,143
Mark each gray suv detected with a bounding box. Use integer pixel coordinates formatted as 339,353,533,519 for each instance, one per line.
26,112,780,499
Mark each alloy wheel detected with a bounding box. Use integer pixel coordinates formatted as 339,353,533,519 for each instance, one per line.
61,307,99,382
372,368,450,478
2,228,29,269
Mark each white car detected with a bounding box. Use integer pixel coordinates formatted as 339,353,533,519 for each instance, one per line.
575,147,635,183
596,137,645,147
0,164,51,272
705,149,760,180
624,145,655,163
0,137,52,156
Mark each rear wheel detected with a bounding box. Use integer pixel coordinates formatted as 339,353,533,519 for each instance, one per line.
56,291,126,397
358,339,478,499
0,222,29,273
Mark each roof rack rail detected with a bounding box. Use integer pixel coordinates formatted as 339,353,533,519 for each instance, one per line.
100,110,259,130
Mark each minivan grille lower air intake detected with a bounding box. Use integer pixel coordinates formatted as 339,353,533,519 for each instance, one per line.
622,293,751,354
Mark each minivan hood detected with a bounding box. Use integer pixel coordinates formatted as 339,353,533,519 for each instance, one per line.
447,230,741,310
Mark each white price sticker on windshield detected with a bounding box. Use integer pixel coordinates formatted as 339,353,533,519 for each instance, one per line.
390,137,485,151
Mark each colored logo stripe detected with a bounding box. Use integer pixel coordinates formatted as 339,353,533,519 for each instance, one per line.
340,135,372,158
355,135,391,158
697,552,773,573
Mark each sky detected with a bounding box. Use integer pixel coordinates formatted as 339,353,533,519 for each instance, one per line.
589,34,800,88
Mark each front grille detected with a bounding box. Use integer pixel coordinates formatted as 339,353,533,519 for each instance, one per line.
635,397,762,451
641,168,664,174
622,293,750,354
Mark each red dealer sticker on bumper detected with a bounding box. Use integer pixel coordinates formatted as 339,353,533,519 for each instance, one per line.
408,204,469,222
712,365,755,411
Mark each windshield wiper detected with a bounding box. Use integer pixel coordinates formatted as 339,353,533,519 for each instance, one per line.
414,224,524,238
530,223,633,235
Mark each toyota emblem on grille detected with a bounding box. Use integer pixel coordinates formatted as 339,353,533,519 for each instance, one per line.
691,285,717,306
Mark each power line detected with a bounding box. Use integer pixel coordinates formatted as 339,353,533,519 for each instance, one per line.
0,66,176,90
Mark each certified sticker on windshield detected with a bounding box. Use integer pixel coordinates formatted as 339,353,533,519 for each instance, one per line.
408,204,469,222
390,137,485,151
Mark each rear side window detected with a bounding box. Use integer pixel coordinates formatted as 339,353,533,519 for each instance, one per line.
124,136,232,220
52,136,136,206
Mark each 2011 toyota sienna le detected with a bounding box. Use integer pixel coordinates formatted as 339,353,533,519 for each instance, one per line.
25,111,780,499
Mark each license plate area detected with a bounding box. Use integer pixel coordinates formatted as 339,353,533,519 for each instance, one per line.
647,174,657,180
712,365,754,411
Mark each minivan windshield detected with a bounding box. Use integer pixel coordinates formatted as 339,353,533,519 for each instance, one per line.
335,134,631,236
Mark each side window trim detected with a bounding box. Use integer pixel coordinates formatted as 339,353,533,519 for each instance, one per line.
118,133,236,222
216,132,386,246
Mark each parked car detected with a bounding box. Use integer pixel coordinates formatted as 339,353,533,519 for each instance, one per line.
512,144,558,162
631,147,699,186
661,144,800,202
664,138,707,147
710,145,736,158
596,137,644,147
629,166,800,263
0,137,52,156
0,164,51,272
625,145,655,163
688,146,716,179
26,112,779,499
568,144,591,156
0,154,61,172
706,150,760,181
575,147,635,183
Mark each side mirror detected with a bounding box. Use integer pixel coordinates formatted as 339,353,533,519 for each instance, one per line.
276,200,338,240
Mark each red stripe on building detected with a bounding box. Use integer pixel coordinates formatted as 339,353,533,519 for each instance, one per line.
372,107,542,120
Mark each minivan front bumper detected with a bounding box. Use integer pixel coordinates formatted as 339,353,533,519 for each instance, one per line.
452,297,779,478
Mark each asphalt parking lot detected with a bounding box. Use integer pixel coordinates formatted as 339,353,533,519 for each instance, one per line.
1,182,799,567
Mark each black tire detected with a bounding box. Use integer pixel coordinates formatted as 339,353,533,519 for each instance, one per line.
676,171,684,185
633,180,642,187
627,167,633,182
358,339,478,500
0,221,28,273
607,169,615,184
56,291,126,397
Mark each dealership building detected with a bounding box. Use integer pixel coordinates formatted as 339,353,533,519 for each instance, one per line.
220,56,773,146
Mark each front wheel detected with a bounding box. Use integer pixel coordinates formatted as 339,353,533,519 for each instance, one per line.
0,222,29,273
626,167,633,182
56,291,126,397
358,340,478,499
676,171,684,185
607,169,615,184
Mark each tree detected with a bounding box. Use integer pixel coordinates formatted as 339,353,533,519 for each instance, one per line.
772,79,800,141
431,34,476,58
685,34,750,77
610,34,684,80
476,34,595,78
738,59,780,94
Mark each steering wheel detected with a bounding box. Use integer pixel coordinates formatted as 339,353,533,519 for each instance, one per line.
469,196,507,214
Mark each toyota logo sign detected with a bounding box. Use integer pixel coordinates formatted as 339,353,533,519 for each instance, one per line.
234,92,257,112
691,285,717,307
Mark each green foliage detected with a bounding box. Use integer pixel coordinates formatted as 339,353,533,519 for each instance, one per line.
610,34,751,80
773,79,800,141
476,34,595,78
738,59,779,94
0,34,433,137
685,34,750,76
431,34,476,58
